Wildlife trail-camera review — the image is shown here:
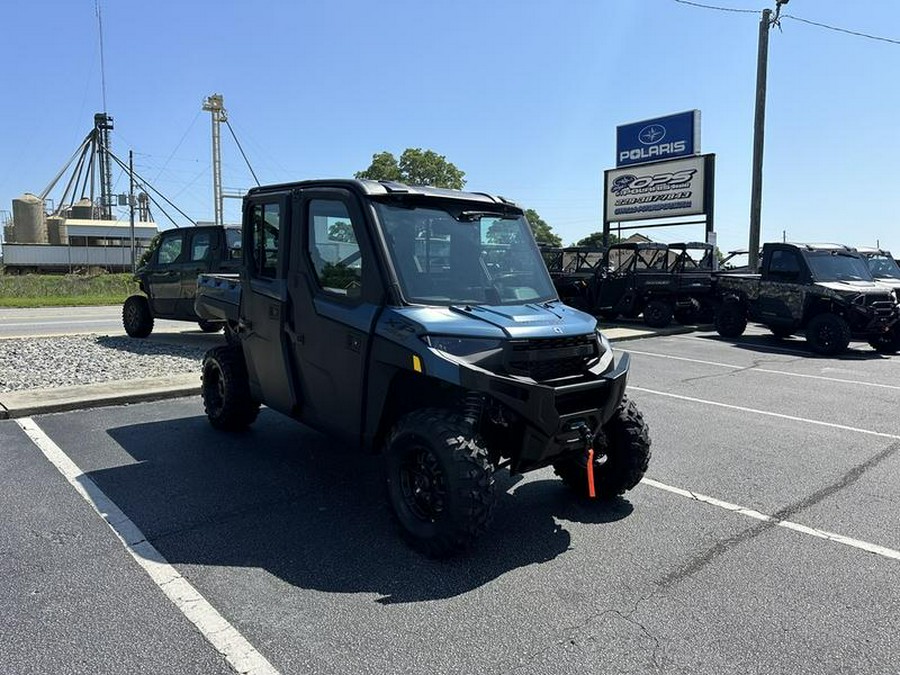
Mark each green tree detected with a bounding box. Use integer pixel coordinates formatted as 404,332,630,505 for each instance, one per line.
327,220,356,243
355,148,466,189
574,231,620,247
524,209,561,247
354,151,402,183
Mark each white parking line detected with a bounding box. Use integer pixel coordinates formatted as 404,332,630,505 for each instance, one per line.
641,478,900,561
629,386,900,441
623,348,900,391
15,417,280,675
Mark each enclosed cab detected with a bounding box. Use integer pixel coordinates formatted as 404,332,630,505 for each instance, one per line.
858,247,900,294
714,242,900,354
122,225,241,337
195,179,651,557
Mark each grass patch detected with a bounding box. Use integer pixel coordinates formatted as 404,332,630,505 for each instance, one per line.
0,273,140,307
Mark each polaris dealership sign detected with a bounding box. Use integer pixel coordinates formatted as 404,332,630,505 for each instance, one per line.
605,155,706,222
616,110,700,167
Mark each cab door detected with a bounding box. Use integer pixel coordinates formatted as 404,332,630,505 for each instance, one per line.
240,194,296,414
176,228,218,318
759,248,808,323
147,230,188,317
287,188,382,440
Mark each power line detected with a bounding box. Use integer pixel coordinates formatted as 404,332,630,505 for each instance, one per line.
672,0,758,15
783,14,900,46
671,0,900,45
224,118,261,187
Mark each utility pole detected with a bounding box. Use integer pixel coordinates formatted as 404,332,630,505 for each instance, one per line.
129,150,136,273
748,0,788,272
202,94,226,227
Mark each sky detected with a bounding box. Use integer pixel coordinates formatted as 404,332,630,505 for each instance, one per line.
1,0,899,254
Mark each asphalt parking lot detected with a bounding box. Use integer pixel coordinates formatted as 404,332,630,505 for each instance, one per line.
3,325,899,674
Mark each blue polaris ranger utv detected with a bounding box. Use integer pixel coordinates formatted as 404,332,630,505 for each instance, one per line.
195,179,651,557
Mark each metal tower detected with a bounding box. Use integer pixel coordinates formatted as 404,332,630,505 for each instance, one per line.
94,112,114,219
202,94,226,226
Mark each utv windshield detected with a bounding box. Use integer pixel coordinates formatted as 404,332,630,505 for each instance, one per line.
375,202,557,306
865,254,900,280
806,251,874,282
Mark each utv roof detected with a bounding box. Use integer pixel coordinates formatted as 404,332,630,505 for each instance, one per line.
856,246,893,256
669,241,713,249
608,242,668,251
787,242,856,252
247,179,521,208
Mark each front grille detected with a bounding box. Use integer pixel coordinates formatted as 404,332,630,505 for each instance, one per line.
864,294,897,320
506,334,598,381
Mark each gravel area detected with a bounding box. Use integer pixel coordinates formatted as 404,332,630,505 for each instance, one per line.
0,335,207,392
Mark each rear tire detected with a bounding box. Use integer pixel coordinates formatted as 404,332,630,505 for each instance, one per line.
123,295,154,338
198,320,223,333
643,300,674,328
201,345,260,431
553,396,651,499
385,409,495,558
806,313,851,355
715,301,747,338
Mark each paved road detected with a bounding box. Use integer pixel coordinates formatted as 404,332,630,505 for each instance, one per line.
0,305,201,338
3,327,899,674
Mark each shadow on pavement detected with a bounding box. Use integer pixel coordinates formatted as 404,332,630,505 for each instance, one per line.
99,411,632,604
688,332,888,360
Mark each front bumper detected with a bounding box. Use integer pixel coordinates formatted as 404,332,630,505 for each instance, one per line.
459,352,630,473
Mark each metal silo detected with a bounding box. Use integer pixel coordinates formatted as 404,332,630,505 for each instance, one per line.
47,216,67,245
70,198,94,220
11,194,47,243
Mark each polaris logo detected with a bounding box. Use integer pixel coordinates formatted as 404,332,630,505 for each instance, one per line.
620,141,687,164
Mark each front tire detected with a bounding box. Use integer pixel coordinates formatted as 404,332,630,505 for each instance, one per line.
553,396,651,499
643,299,674,328
715,301,747,338
385,409,495,558
123,295,154,338
201,345,260,431
806,313,851,355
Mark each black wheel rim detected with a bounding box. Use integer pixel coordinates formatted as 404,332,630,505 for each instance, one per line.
398,445,446,523
817,323,837,349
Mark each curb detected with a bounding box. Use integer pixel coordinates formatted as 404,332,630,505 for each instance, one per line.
0,324,702,420
0,374,201,420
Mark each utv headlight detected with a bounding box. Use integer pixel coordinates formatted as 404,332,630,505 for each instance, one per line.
423,335,503,357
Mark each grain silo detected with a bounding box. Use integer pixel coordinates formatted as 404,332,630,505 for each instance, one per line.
70,198,94,220
47,216,67,245
11,194,47,243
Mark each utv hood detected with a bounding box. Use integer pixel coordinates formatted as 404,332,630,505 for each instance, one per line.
384,302,598,340
814,281,889,294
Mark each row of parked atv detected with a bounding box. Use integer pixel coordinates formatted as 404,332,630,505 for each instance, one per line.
542,241,718,328
543,241,900,356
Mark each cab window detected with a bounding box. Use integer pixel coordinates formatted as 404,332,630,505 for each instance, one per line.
157,233,184,264
191,232,211,262
307,199,364,298
250,203,281,278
